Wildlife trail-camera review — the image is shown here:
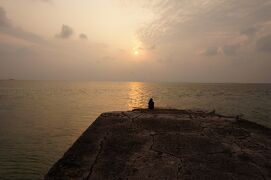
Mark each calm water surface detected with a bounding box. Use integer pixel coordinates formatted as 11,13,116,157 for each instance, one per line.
0,81,270,179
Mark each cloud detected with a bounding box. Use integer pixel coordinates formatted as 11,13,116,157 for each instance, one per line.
136,0,228,45
255,34,271,52
0,7,11,27
136,0,271,48
32,0,51,3
55,25,73,39
79,33,88,40
201,47,220,56
222,44,240,56
241,27,259,37
200,44,241,57
0,6,43,44
100,56,115,62
137,44,156,52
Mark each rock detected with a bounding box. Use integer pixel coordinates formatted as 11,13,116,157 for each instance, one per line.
45,109,271,180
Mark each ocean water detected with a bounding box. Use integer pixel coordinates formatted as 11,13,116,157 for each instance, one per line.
0,81,270,179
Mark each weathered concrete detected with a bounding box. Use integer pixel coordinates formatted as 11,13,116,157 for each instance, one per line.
45,109,271,180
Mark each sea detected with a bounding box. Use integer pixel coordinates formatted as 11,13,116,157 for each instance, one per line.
0,80,270,179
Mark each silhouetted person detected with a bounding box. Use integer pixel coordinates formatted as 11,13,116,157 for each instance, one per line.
148,98,154,110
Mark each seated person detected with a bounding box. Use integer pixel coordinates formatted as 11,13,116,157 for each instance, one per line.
148,98,154,110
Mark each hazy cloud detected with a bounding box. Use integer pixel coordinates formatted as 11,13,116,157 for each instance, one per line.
222,44,240,56
56,25,73,39
100,56,115,62
32,0,51,3
147,44,156,50
201,44,240,57
241,27,259,37
0,7,11,27
0,6,43,44
136,0,271,54
256,34,271,52
137,44,156,52
201,47,220,56
79,33,88,40
1,1,271,82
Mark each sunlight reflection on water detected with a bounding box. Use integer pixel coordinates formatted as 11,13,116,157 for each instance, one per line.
128,82,149,109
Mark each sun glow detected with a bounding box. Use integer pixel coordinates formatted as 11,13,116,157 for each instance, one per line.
134,50,139,55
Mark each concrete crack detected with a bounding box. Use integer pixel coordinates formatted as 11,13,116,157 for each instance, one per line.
240,150,266,180
121,112,143,122
125,155,142,180
85,135,106,180
176,161,183,180
149,134,181,159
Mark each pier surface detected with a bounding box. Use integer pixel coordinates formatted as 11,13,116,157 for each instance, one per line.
45,109,271,180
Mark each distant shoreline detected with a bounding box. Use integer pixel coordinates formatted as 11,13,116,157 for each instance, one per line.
0,79,271,84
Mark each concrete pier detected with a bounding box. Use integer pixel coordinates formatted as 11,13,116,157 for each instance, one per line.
45,109,271,180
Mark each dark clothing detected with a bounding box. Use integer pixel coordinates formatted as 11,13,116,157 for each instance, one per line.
148,98,154,110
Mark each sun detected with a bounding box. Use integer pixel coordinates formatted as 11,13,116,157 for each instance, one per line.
134,50,139,55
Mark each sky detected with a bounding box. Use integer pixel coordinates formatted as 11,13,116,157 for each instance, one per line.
0,0,271,83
